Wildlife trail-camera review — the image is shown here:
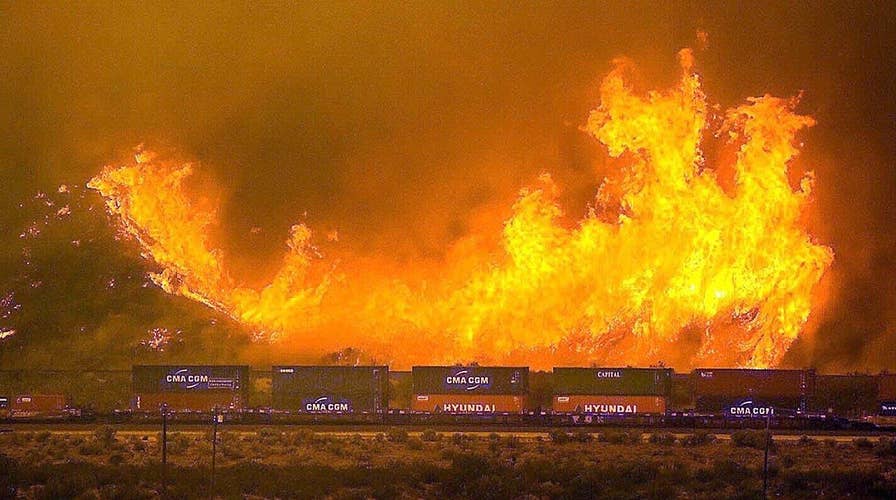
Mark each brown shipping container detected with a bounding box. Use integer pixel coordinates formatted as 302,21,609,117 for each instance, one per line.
134,392,245,412
411,394,526,414
553,395,666,415
11,394,66,416
694,369,811,399
879,374,896,401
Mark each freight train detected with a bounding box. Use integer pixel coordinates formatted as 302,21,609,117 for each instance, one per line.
3,365,896,429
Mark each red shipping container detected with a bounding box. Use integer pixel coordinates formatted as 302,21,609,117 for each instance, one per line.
411,394,527,413
134,392,244,412
879,374,896,402
694,369,810,399
11,394,66,417
552,395,666,415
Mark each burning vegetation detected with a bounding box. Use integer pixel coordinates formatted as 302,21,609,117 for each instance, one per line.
88,50,832,369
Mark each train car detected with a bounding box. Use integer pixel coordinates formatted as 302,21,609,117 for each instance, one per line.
411,366,528,414
693,368,814,417
552,367,671,415
878,374,896,416
132,365,249,413
809,374,878,419
272,366,388,414
9,394,67,418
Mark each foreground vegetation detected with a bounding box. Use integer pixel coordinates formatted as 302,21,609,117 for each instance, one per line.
2,427,896,498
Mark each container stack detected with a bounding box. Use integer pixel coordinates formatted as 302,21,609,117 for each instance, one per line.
272,366,389,414
131,365,249,412
411,366,529,414
693,368,814,417
552,367,671,415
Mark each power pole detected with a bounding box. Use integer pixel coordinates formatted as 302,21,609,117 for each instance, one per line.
211,406,219,498
763,409,771,497
161,403,169,498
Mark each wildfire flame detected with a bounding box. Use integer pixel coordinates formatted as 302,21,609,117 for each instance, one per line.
88,50,832,368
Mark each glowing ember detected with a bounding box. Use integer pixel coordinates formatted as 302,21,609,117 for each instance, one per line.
88,50,832,368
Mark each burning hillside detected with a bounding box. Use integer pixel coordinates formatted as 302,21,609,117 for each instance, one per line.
88,50,832,369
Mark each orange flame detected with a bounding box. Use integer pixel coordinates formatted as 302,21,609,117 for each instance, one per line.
88,50,832,368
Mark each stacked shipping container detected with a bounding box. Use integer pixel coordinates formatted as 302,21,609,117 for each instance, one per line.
693,368,813,417
810,374,878,418
878,374,896,416
272,366,388,414
132,365,249,412
552,367,671,415
412,366,529,413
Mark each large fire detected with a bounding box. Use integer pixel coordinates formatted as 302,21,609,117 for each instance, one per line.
88,50,833,369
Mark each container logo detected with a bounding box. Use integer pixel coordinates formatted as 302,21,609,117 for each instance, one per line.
728,399,774,417
445,369,491,391
595,370,622,378
880,402,896,416
163,368,237,390
442,403,496,413
582,403,638,414
302,396,352,413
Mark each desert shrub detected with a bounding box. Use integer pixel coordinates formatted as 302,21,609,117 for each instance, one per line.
649,432,676,446
406,437,424,450
730,430,772,450
131,438,146,452
854,437,873,449
548,430,570,444
451,433,471,446
824,438,837,448
374,433,386,443
257,427,282,445
386,428,408,443
420,429,440,442
874,437,896,457
291,428,315,446
680,432,715,447
94,425,117,445
797,435,815,446
600,430,638,445
572,430,594,443
40,468,94,499
78,441,104,456
165,433,191,455
108,453,125,466
504,435,520,449
34,431,51,443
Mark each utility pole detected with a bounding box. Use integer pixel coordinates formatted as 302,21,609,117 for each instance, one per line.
161,403,169,498
211,406,219,498
763,409,771,498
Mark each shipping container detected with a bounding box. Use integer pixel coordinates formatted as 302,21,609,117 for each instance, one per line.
695,395,802,416
671,373,694,409
272,366,388,413
693,368,812,399
809,374,878,417
879,374,896,402
552,395,666,415
0,396,9,418
411,393,527,413
412,366,528,395
132,365,249,412
10,394,66,417
134,392,246,412
132,365,249,393
553,367,671,396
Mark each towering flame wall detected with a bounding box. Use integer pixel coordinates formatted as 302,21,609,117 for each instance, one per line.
88,50,833,369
